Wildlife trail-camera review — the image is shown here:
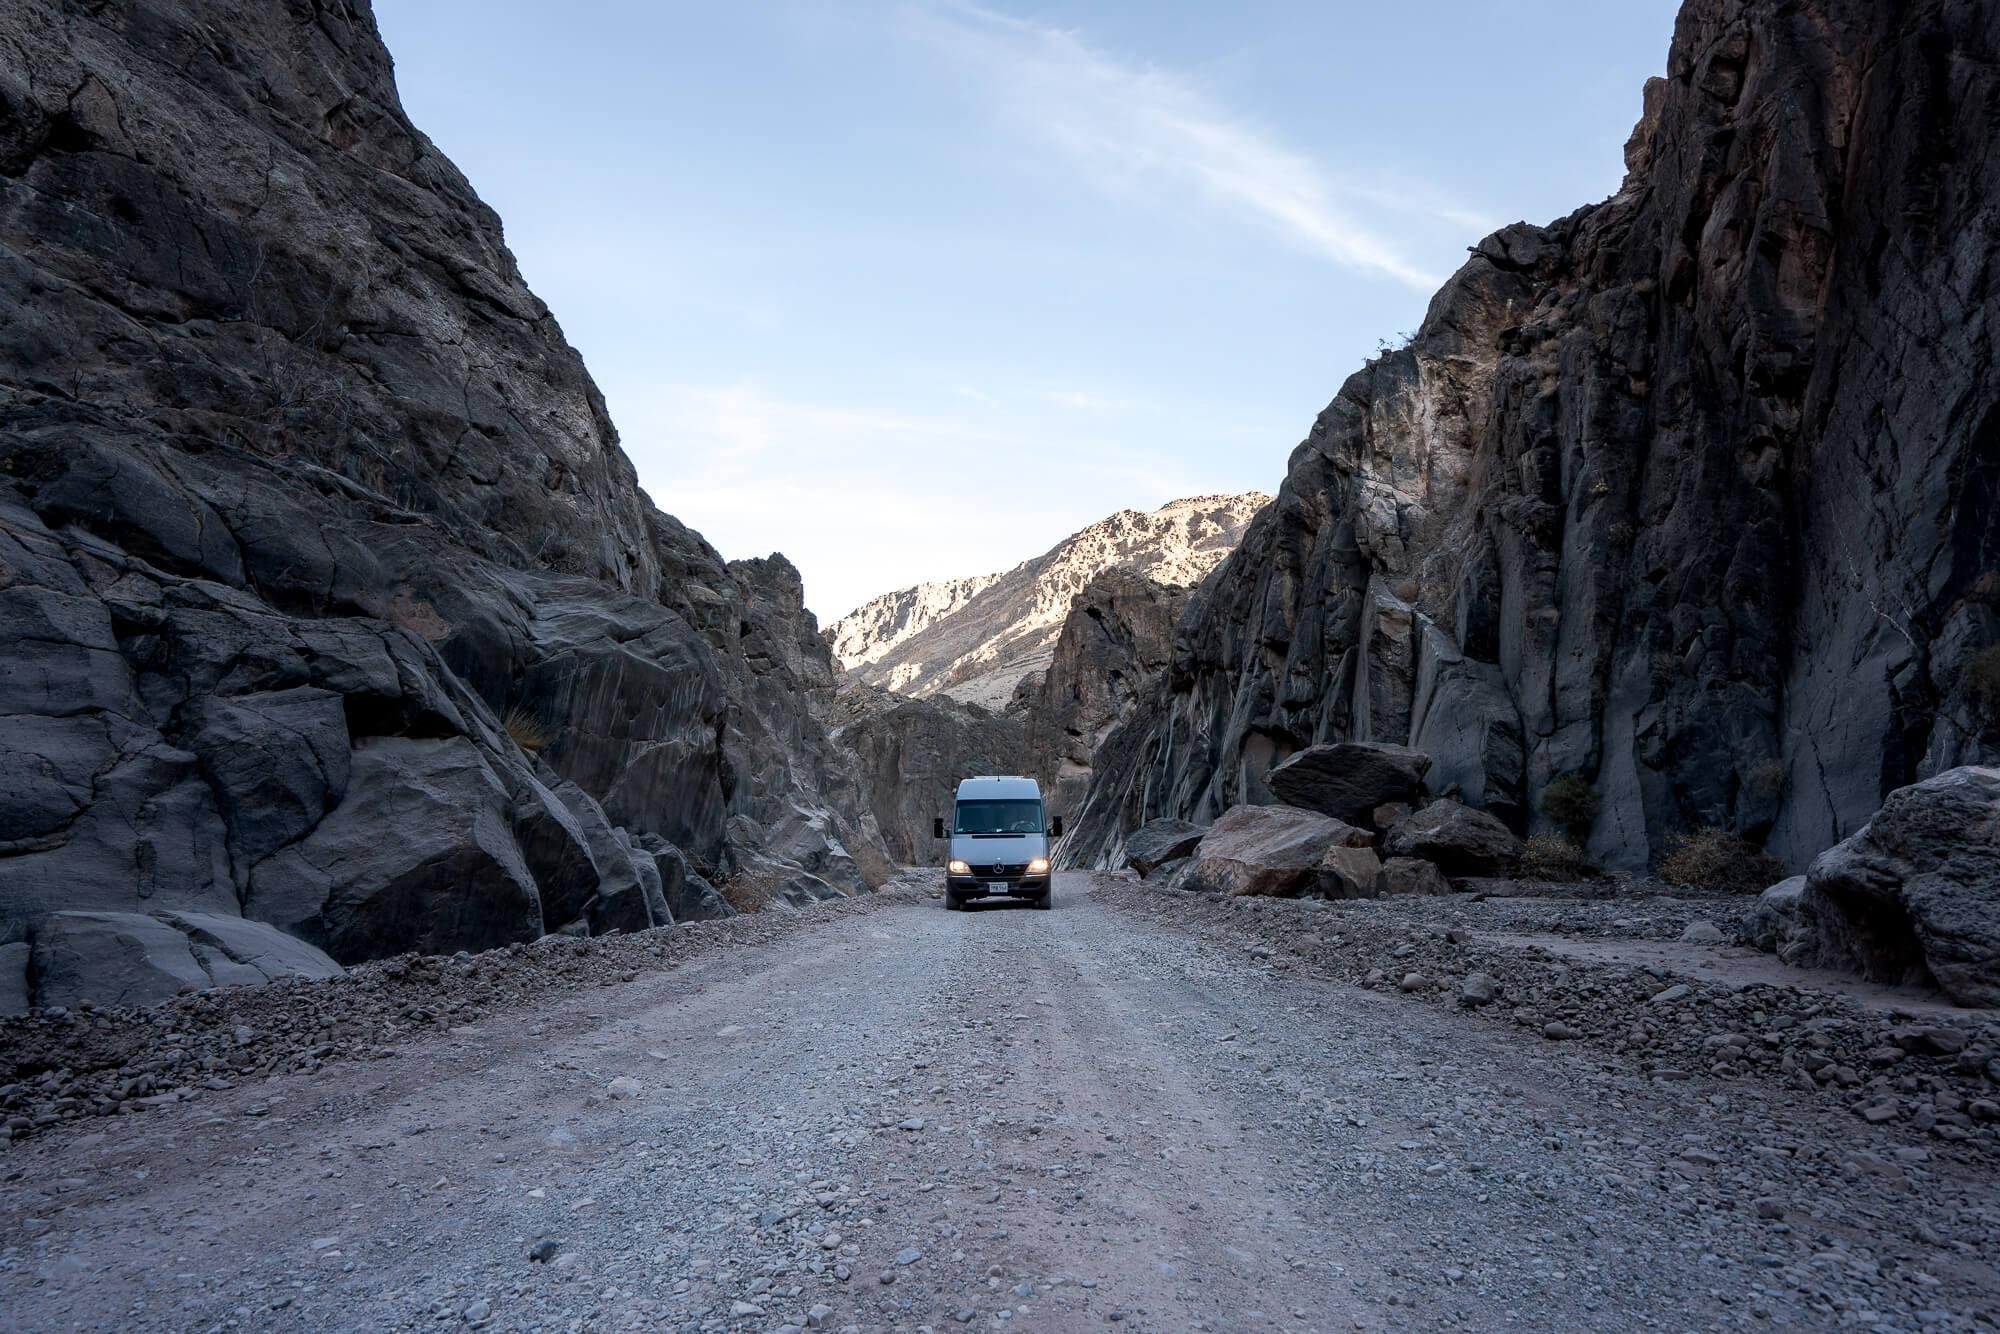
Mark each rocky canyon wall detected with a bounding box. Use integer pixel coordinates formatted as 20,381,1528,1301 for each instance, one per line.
0,0,888,1005
1069,0,2000,873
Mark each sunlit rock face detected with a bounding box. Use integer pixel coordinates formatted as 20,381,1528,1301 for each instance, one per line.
0,0,888,1001
1067,0,2000,873
828,494,1268,711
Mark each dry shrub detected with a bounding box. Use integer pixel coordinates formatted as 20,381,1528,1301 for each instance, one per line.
1537,774,1600,837
1520,832,1591,880
717,867,784,914
1748,759,1786,800
503,707,551,755
387,588,453,641
1658,828,1785,893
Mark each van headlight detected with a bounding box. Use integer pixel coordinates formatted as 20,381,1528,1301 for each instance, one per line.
947,859,970,875
1027,857,1050,875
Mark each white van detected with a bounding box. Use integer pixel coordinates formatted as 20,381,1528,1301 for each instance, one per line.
934,775,1060,911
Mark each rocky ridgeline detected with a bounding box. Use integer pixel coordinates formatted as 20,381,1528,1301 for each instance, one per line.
1096,879,2000,1152
0,0,892,1010
0,875,929,1141
828,494,1266,710
1069,0,2000,877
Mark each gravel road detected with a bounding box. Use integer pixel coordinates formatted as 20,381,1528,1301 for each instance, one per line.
4,874,1997,1332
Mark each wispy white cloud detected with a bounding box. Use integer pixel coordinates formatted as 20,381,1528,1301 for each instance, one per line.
905,3,1474,291
609,379,1225,618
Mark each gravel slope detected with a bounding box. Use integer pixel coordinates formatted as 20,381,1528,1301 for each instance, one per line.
3,875,1997,1332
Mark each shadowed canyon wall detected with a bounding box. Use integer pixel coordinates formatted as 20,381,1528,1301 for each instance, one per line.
0,0,888,999
1067,0,2000,873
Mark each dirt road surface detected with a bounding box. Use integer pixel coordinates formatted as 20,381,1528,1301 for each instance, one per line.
4,874,1996,1332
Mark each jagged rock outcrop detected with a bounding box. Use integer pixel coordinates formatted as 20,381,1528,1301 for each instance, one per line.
1070,0,2000,874
1122,818,1206,879
23,909,343,1012
827,573,1000,675
0,0,886,1005
1023,568,1190,830
1265,742,1432,827
829,685,1028,866
1798,767,2000,1007
829,494,1266,709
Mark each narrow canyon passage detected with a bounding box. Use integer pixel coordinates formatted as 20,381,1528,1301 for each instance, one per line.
6,876,1993,1332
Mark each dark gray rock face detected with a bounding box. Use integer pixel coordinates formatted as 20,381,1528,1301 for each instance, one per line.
830,685,1028,866
1069,0,2000,873
1746,875,1808,957
1799,767,2000,1007
1266,742,1431,826
0,0,886,1002
246,737,544,963
21,909,341,1011
1123,819,1207,878
1023,569,1189,836
638,837,733,924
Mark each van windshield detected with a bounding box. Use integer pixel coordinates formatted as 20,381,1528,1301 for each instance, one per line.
953,799,1045,835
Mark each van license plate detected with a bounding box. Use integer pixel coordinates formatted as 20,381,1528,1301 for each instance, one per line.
988,882,1010,892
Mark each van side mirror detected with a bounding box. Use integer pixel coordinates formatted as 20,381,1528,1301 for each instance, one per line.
933,817,945,840
1050,816,1063,837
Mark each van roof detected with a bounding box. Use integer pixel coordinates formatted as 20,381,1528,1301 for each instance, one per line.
954,775,1041,800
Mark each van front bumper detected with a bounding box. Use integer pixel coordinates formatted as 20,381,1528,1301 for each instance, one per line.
947,873,1050,897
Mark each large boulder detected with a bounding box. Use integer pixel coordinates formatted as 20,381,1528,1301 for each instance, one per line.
1124,819,1207,878
1376,857,1451,897
1799,767,2000,1006
246,737,544,963
1172,804,1372,898
1384,799,1524,876
1317,845,1382,899
1266,742,1432,826
634,835,734,923
1745,875,1807,955
26,910,342,1010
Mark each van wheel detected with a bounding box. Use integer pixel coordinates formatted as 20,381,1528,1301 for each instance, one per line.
944,893,960,912
1034,891,1052,910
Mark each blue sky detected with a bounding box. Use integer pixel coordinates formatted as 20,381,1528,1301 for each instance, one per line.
377,2,1679,621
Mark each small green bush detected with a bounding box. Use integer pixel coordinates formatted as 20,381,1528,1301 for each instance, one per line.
1520,832,1591,880
1658,828,1785,893
1538,774,1601,837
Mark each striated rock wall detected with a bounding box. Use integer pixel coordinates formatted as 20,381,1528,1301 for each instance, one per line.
1022,568,1190,836
0,0,887,1003
830,685,1027,866
1070,0,2000,873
